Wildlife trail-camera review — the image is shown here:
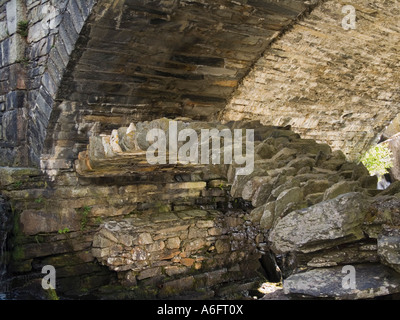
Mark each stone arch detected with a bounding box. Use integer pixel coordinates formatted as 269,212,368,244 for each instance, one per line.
30,0,319,171
26,0,97,166
24,0,400,172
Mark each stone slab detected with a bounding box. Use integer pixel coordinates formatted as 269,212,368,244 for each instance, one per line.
283,263,400,299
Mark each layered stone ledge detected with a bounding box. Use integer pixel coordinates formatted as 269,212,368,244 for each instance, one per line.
2,118,400,299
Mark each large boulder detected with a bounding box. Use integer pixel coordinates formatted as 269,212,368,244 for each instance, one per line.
283,263,400,299
269,192,369,254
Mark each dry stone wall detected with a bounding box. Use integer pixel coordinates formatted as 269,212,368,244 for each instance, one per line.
1,118,400,299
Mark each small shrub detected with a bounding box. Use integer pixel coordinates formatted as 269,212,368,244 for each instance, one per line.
79,206,91,230
17,20,29,37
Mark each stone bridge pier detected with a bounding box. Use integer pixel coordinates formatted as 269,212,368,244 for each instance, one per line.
0,0,400,300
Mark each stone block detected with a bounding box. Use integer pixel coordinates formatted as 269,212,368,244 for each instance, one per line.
269,192,369,254
283,264,400,299
2,109,18,142
323,180,359,201
302,179,331,196
27,21,48,43
159,276,195,297
378,227,400,274
19,207,80,235
166,237,181,250
274,187,304,218
138,232,153,245
164,265,188,277
67,0,85,34
215,239,230,253
137,267,162,280
6,0,26,35
184,238,207,253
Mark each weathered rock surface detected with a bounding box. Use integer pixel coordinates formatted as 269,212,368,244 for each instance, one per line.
378,227,400,274
304,241,379,268
283,264,400,299
269,193,369,254
2,118,400,300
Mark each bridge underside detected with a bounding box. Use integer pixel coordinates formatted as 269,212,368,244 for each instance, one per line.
57,0,312,120
42,0,319,167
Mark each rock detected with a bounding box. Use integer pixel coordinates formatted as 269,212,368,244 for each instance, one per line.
305,192,324,206
269,192,369,254
166,237,181,250
283,264,400,299
363,196,400,238
254,141,276,159
378,181,400,196
19,208,80,235
230,170,264,198
249,206,264,224
215,239,231,253
286,156,315,172
305,242,379,267
351,163,370,180
164,266,188,277
159,276,195,298
359,175,378,189
260,202,275,229
319,152,347,171
271,179,300,199
138,233,153,245
207,179,229,189
271,148,297,162
119,123,141,151
260,251,282,282
0,167,41,188
302,179,331,196
135,118,171,150
251,176,276,207
274,187,304,218
378,227,400,274
323,180,359,201
137,267,162,280
242,176,271,201
286,140,331,156
266,166,296,178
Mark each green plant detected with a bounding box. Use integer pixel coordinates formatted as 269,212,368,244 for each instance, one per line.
58,227,70,234
95,217,103,225
79,206,91,230
45,287,59,300
360,143,393,176
35,197,44,204
12,181,23,189
17,20,29,37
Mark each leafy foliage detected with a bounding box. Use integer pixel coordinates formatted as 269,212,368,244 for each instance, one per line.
360,143,393,176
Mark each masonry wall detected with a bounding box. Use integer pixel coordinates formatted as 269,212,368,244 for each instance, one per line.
0,0,28,166
0,0,95,167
